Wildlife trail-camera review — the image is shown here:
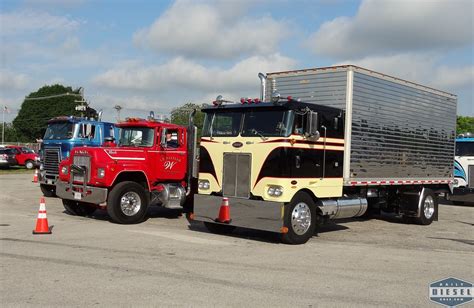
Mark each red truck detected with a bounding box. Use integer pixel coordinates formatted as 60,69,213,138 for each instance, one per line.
56,112,198,224
6,145,40,169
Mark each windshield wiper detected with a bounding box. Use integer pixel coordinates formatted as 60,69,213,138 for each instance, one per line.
251,129,268,141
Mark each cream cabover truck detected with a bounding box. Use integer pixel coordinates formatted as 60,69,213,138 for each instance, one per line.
189,65,456,244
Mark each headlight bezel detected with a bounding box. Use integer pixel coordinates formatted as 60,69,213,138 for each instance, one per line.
97,168,106,179
198,179,210,190
267,185,283,197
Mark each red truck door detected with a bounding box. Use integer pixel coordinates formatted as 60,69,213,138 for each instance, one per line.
150,127,187,183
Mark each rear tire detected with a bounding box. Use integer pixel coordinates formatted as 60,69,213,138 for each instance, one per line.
281,192,317,245
414,189,437,225
107,181,149,224
40,184,56,197
204,222,236,234
25,160,34,169
62,199,96,216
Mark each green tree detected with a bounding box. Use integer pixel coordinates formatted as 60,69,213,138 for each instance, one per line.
170,103,205,138
12,84,97,141
457,116,474,135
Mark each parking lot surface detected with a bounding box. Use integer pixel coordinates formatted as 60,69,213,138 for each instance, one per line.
1,173,473,307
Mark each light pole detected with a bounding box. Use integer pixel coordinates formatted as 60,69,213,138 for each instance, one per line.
114,105,122,122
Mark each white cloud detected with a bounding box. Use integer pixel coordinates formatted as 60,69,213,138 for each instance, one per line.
0,10,81,36
0,70,29,90
92,54,296,95
335,53,474,93
60,37,80,53
307,0,474,58
133,0,289,59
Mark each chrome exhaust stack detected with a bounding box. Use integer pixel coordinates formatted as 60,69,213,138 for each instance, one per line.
258,72,267,101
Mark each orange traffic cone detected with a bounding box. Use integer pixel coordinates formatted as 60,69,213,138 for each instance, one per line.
216,197,231,223
32,169,38,183
33,197,52,235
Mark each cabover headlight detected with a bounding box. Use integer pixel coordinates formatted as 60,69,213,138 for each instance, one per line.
198,179,210,190
453,179,459,186
40,163,44,171
97,168,105,179
61,166,68,175
267,185,283,197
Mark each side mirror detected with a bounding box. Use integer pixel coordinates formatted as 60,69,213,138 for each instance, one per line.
160,129,167,147
305,111,320,139
104,136,115,142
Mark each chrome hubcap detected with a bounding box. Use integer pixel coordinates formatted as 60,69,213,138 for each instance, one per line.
291,202,311,235
120,192,141,216
423,195,435,219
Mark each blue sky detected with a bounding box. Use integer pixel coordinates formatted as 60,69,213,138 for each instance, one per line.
1,0,473,123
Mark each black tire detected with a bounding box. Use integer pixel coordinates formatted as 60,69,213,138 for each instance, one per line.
62,199,97,216
25,160,35,169
414,189,437,225
40,184,56,197
107,181,149,224
281,192,317,245
204,222,236,234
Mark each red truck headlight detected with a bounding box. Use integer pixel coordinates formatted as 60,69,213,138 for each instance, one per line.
97,168,105,179
61,166,68,175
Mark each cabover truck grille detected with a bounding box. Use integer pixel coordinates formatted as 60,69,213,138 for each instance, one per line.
44,148,60,176
73,155,91,183
469,165,474,188
223,153,251,198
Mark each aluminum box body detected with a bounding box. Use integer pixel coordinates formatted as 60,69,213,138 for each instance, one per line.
265,66,457,185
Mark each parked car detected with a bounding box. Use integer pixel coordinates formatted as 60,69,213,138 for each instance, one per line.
6,145,40,169
0,148,18,168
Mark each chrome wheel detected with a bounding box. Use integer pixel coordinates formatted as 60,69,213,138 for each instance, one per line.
291,202,312,235
120,192,141,216
423,195,435,219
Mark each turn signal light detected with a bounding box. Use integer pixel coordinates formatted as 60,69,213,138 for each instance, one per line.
280,226,289,234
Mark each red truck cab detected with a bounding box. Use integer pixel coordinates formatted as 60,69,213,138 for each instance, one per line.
6,145,40,169
56,114,197,224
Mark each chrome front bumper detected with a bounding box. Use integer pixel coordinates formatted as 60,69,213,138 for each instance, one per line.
56,180,108,204
192,194,284,233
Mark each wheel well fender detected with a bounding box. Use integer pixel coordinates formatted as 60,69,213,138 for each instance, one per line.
294,188,322,214
112,171,149,191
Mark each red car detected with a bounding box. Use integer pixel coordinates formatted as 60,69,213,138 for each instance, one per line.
6,145,40,169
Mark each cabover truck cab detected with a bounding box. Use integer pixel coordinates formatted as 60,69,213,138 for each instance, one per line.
40,116,116,197
447,135,474,204
56,114,198,224
190,65,457,244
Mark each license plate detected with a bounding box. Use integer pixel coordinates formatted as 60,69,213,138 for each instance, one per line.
74,192,82,200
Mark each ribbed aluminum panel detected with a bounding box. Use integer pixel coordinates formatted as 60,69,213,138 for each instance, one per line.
265,66,456,184
44,148,60,175
350,71,456,181
223,153,251,198
73,155,91,183
266,70,347,109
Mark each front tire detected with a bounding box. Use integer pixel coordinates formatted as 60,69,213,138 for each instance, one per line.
414,189,437,225
281,192,317,245
62,199,96,216
40,184,56,197
107,181,149,224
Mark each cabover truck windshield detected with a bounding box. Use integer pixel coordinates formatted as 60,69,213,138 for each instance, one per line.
190,65,457,244
56,113,197,224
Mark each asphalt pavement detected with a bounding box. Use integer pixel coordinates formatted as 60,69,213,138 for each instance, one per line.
0,173,473,307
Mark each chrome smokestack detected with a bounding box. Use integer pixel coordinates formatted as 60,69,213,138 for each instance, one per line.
258,72,267,101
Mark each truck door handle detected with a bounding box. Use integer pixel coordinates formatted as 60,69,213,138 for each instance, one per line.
296,155,301,169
